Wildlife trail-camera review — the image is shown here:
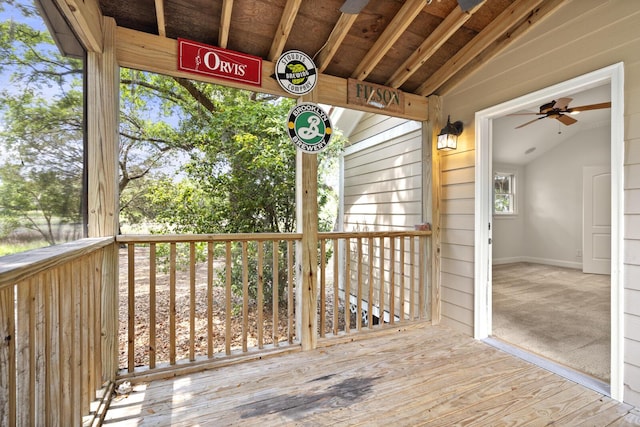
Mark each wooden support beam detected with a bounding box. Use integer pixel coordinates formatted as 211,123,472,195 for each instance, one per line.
316,13,358,73
52,0,103,52
154,0,166,37
115,27,429,121
386,1,485,88
417,0,545,96
219,0,234,48
87,16,120,383
351,0,425,81
268,0,303,61
437,0,565,96
427,95,442,325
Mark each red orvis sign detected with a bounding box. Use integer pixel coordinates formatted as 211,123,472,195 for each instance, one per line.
177,38,262,87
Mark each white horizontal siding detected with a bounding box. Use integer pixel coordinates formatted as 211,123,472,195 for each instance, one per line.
441,0,640,406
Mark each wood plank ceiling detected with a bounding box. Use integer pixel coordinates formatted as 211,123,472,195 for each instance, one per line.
98,0,564,99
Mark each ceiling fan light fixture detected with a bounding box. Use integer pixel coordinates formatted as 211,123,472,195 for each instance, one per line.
437,115,463,151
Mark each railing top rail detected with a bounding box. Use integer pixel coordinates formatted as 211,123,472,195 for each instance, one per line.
319,230,432,239
116,233,303,243
116,230,432,244
0,236,115,290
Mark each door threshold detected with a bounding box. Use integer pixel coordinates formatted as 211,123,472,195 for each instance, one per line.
482,337,610,397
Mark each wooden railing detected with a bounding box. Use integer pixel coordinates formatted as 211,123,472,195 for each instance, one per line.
0,237,116,426
115,233,301,379
116,230,431,379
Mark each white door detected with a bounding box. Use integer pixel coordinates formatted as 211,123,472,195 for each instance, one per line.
583,166,611,275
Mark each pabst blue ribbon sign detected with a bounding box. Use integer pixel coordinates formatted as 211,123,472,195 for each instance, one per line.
287,103,332,153
178,38,262,87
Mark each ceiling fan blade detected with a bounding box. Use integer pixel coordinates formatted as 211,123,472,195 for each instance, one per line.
340,0,369,14
508,112,543,116
554,97,573,110
556,114,578,126
568,101,612,112
515,116,546,129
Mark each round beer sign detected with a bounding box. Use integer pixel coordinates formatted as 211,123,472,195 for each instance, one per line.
275,50,318,95
287,103,333,153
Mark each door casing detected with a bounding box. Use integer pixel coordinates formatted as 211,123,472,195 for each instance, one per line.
473,63,625,401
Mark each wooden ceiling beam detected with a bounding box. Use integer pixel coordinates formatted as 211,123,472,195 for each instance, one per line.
218,0,234,48
315,13,358,73
154,0,166,37
267,0,303,61
437,0,565,96
115,26,428,121
386,1,485,89
52,0,103,52
417,0,545,96
351,0,426,81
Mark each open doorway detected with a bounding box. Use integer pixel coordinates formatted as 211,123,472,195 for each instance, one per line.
491,84,611,383
474,64,625,401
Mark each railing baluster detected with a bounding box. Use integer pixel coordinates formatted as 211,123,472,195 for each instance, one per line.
16,278,33,425
149,243,157,368
0,285,16,426
72,259,82,425
319,238,326,337
80,258,90,414
48,270,60,425
332,238,339,335
419,235,426,319
225,241,232,355
127,244,135,372
242,241,249,353
34,274,46,423
169,243,177,365
344,237,351,334
257,241,264,349
207,241,214,358
389,236,395,325
357,237,362,331
272,240,279,347
60,264,73,422
287,240,294,344
189,242,196,361
409,236,415,320
399,236,405,322
379,236,384,326
368,237,374,329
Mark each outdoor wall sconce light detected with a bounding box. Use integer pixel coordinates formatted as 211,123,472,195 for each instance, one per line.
437,116,463,151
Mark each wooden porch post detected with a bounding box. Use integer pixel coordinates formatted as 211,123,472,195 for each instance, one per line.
295,95,319,351
426,95,442,325
87,16,119,382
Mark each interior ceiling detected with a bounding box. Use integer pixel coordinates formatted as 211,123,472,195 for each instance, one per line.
96,0,565,99
493,84,612,165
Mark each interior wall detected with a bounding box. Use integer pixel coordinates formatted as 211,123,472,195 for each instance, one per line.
440,0,640,406
493,126,611,267
524,125,611,267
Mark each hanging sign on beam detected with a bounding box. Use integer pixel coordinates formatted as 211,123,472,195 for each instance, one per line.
287,103,333,153
178,38,262,87
347,79,404,114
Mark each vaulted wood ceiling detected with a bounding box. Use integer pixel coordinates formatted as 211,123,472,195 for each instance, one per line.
98,0,562,97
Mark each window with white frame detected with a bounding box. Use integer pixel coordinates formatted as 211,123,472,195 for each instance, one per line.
494,171,516,215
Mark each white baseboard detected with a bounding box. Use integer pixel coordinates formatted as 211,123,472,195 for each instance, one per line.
492,256,581,270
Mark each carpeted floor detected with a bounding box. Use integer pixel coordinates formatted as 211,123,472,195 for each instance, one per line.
492,262,610,382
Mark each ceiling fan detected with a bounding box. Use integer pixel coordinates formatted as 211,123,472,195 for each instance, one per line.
512,97,611,129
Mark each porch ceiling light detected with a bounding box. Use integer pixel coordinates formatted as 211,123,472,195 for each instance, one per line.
437,116,463,151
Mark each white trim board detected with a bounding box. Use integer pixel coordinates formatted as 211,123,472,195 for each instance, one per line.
474,63,624,402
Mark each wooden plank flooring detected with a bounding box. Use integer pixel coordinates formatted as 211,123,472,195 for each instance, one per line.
103,323,640,426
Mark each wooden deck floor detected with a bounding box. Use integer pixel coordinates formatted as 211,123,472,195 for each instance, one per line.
103,323,640,426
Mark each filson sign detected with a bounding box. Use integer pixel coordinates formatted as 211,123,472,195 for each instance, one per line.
347,79,404,114
178,38,262,87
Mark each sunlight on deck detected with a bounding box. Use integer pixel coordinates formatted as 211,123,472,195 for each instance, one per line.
103,323,640,426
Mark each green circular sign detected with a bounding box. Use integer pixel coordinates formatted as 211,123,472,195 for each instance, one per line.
287,103,332,153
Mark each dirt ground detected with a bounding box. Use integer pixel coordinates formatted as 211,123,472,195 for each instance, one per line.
118,246,347,369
